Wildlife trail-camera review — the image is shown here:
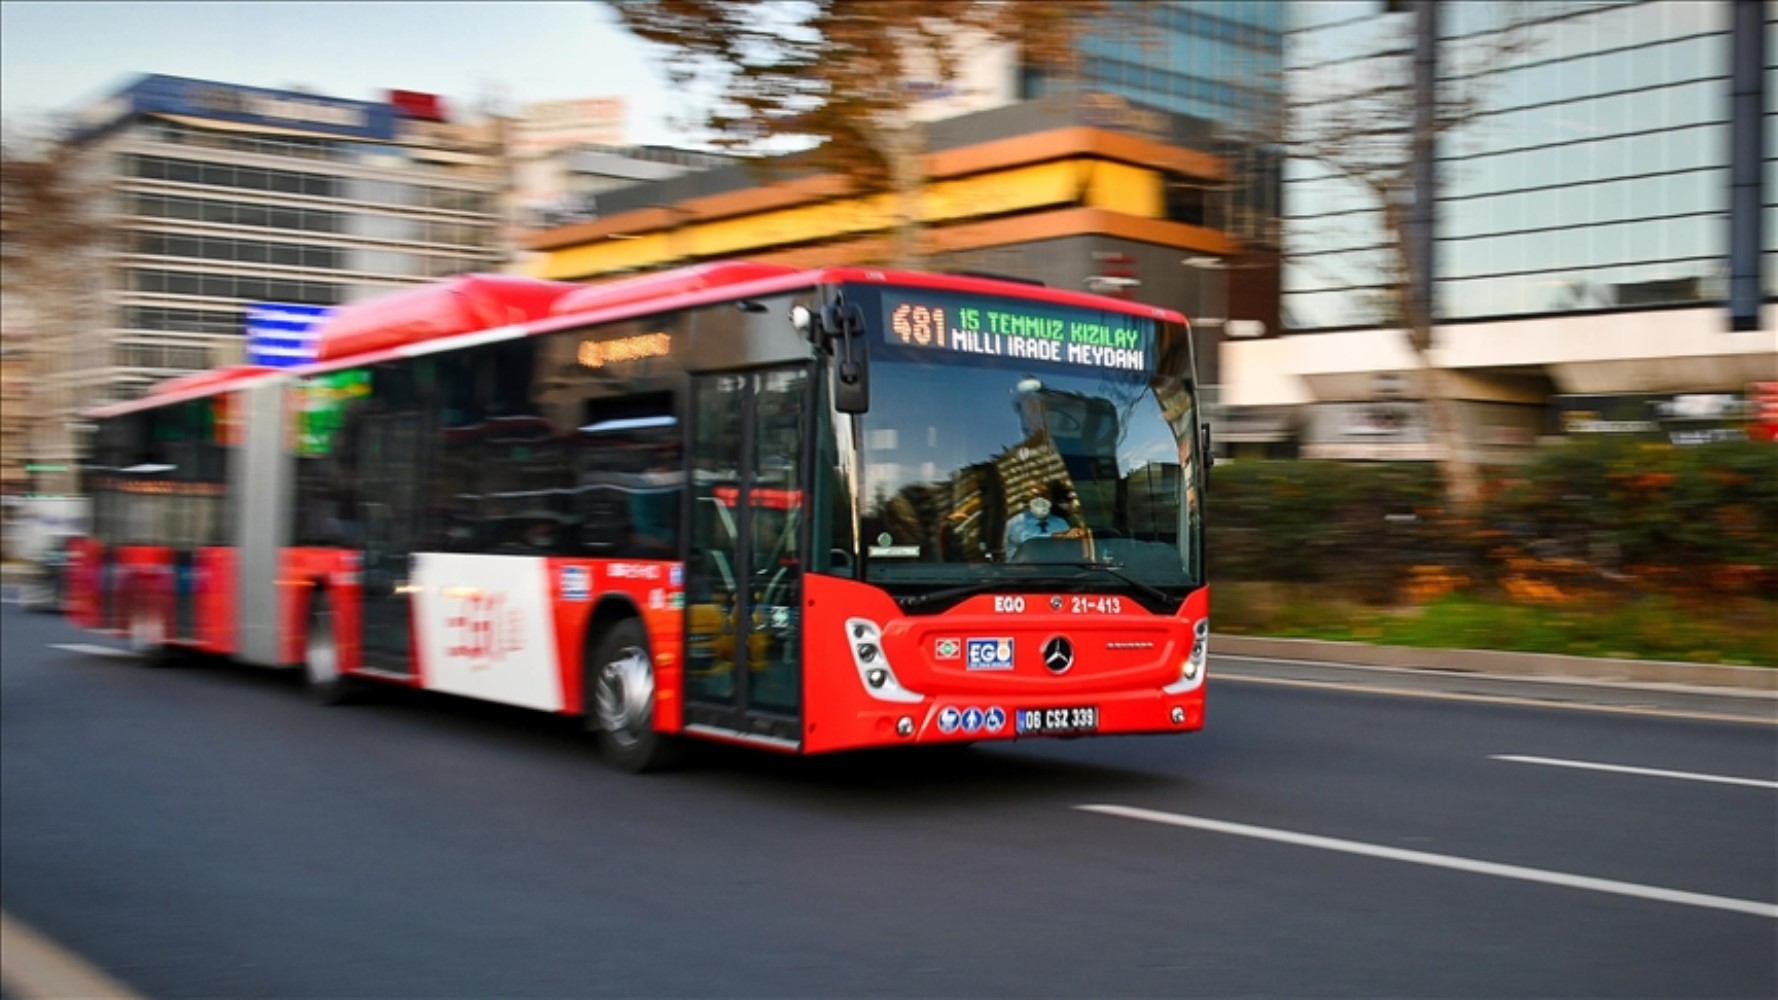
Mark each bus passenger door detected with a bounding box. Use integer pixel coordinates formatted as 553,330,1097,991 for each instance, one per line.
357,410,424,674
683,367,808,746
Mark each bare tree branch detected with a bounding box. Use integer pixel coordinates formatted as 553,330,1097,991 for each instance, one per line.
604,0,1106,266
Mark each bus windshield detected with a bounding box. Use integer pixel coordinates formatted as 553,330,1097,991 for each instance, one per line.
855,287,1203,597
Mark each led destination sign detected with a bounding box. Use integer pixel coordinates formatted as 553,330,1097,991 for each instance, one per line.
882,292,1152,372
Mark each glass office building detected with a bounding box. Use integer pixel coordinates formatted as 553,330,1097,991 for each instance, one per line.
1220,0,1773,463
1022,0,1288,388
1034,1,1285,129
1284,0,1770,330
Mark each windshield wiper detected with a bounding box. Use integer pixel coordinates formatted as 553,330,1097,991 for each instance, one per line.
896,579,1005,610
1020,561,1173,606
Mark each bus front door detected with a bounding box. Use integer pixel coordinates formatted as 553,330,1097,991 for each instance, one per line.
683,367,808,748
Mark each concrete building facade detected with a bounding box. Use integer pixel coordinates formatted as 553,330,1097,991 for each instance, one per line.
26,74,505,491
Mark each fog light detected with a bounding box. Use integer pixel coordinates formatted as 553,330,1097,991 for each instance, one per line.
1165,619,1210,695
847,617,922,704
896,716,915,736
1171,706,1186,724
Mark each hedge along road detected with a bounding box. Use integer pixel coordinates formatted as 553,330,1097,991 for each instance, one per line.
2,602,1773,997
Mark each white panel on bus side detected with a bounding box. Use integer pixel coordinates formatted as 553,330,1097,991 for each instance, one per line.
411,553,565,712
234,380,292,667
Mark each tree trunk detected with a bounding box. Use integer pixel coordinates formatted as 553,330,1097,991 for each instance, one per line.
1379,197,1482,513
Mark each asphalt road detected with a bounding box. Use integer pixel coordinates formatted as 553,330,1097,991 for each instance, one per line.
3,602,1774,998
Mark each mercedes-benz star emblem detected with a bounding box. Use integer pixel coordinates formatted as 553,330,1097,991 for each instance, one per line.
1042,636,1074,674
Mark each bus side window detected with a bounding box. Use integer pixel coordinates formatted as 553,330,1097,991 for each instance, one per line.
576,393,681,560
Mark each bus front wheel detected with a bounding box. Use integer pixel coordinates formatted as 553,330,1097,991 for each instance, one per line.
588,618,677,773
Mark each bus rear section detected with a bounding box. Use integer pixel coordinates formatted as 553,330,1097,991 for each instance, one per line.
69,367,275,656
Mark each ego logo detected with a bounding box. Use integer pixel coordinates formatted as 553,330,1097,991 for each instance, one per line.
446,591,524,667
965,637,1014,671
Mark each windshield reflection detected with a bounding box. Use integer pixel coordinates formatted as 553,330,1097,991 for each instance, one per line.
859,333,1201,591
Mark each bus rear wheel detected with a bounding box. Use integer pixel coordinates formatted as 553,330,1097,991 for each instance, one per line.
128,602,172,667
304,591,355,705
588,618,677,773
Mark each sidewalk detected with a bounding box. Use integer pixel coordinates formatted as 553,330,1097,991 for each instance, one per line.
1211,633,1777,724
1210,634,1776,692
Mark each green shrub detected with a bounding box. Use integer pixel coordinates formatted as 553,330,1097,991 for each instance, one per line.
1206,459,1453,603
1206,439,1778,603
1485,439,1778,598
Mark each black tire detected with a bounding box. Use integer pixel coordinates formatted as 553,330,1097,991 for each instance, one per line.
586,617,679,773
304,590,356,705
127,597,174,667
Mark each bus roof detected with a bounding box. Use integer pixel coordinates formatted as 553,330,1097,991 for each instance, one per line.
518,262,1187,343
550,261,802,317
148,364,281,397
90,260,1190,418
312,273,581,362
812,267,1187,324
86,363,288,419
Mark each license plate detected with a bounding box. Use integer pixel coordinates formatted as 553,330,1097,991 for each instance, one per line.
1016,706,1099,735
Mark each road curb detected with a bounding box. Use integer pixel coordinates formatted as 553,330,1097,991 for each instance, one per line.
1210,634,1777,694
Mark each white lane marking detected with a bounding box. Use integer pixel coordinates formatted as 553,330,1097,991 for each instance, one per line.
1492,754,1778,790
1077,804,1778,920
0,909,143,999
49,643,139,659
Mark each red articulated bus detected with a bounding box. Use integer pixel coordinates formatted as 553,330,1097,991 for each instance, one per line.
68,262,1211,770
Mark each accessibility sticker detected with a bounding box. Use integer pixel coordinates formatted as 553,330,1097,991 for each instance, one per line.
937,706,962,733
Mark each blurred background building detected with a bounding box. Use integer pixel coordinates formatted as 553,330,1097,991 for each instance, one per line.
0,342,27,495
1224,0,1775,461
525,1,1288,400
5,2,1772,505
511,143,736,240
1024,0,1286,340
19,74,506,492
521,90,1240,379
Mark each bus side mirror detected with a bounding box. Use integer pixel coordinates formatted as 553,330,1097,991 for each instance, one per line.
834,337,870,414
1200,422,1215,475
819,301,870,414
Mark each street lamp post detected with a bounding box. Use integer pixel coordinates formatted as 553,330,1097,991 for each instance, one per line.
1181,256,1226,333
1181,256,1230,459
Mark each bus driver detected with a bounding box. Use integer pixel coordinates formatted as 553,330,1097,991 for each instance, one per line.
1003,488,1080,559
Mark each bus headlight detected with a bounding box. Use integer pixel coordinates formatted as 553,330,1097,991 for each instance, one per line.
1164,619,1209,694
846,618,922,703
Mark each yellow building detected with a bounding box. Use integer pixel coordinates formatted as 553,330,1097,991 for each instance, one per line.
523,94,1268,385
